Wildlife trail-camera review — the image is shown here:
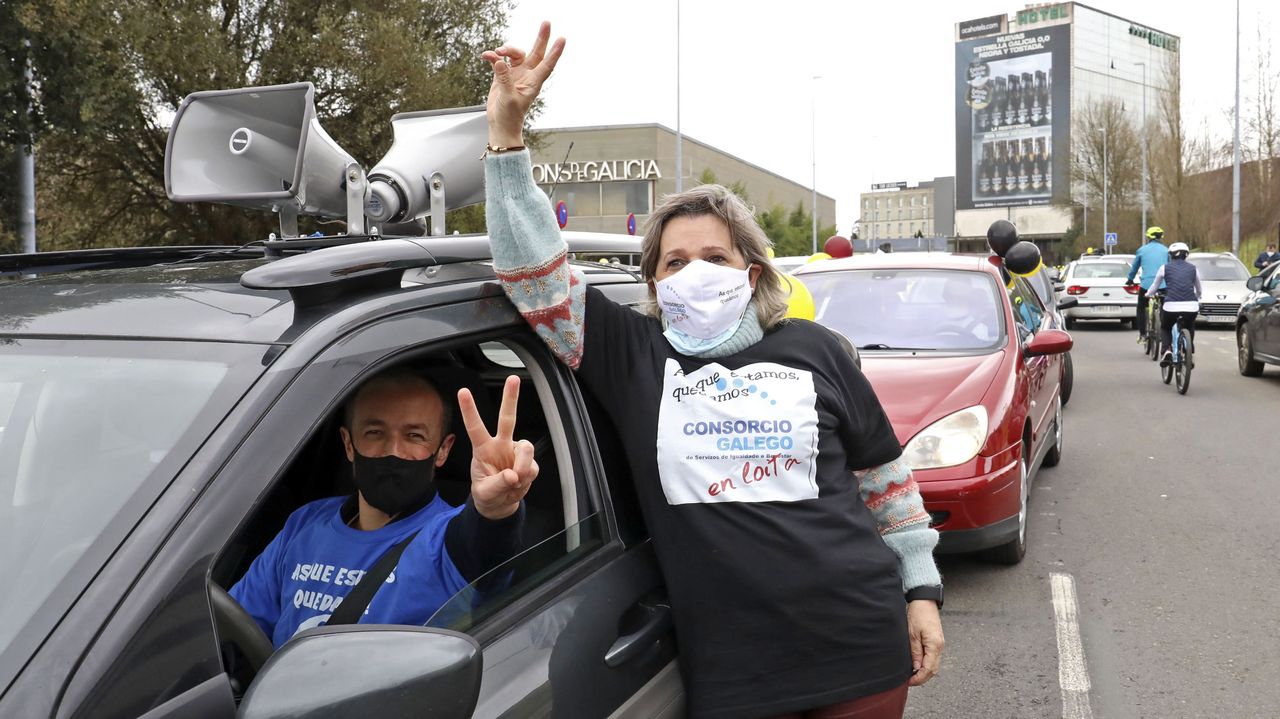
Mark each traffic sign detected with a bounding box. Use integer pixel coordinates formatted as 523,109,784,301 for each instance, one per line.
627,213,636,235
1104,232,1118,246
556,201,568,229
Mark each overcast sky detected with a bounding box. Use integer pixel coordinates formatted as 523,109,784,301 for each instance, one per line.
500,0,1269,233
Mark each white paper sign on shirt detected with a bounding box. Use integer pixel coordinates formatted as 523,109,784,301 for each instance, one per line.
656,359,820,504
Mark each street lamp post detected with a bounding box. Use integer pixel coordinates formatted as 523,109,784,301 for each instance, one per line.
674,0,682,193
1133,60,1148,240
810,75,821,254
1102,127,1109,254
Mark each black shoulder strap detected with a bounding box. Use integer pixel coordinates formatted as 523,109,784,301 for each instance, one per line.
327,530,420,626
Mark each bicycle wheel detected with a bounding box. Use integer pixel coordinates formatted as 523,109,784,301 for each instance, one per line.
1162,358,1173,384
1147,331,1158,360
1176,335,1192,394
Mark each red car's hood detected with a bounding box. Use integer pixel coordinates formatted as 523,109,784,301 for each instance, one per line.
861,350,1008,445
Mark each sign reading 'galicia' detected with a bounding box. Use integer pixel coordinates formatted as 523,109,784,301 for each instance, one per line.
532,159,662,184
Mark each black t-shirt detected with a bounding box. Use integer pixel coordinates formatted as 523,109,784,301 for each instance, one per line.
577,287,910,718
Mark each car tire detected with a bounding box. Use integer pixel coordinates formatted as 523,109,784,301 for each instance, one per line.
1239,326,1264,377
982,448,1029,566
1060,352,1074,407
1042,398,1064,467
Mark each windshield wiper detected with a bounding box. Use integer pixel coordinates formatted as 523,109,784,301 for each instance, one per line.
858,343,933,351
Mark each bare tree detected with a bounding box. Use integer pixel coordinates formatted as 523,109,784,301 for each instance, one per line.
1070,98,1142,249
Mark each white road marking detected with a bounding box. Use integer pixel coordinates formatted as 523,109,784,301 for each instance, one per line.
1050,572,1094,719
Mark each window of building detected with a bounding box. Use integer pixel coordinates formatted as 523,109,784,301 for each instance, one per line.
875,198,880,209
910,223,916,235
546,182,600,216
601,181,651,216
897,222,903,237
898,197,904,208
911,196,917,207
923,196,929,207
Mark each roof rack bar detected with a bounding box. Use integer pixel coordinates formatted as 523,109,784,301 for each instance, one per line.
0,246,258,277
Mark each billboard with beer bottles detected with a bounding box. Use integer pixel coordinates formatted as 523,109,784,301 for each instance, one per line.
954,13,1071,210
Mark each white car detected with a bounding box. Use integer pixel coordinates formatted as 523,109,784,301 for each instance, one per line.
1060,255,1139,328
1187,252,1251,325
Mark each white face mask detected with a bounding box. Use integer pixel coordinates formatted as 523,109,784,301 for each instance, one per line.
654,259,753,340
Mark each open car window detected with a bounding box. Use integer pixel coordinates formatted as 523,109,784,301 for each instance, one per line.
425,512,605,634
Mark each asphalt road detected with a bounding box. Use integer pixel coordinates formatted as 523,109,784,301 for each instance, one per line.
903,321,1280,719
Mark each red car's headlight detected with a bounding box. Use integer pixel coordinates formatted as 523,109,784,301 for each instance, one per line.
903,406,989,470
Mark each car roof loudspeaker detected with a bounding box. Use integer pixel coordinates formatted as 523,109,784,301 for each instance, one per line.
165,82,358,227
364,107,487,232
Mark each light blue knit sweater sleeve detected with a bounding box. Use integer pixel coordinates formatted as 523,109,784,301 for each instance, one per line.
485,150,589,368
855,458,942,591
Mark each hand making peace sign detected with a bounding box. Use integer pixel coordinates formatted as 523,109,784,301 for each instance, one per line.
482,21,566,148
458,375,539,521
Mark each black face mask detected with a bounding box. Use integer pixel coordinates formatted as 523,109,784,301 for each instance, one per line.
351,446,440,518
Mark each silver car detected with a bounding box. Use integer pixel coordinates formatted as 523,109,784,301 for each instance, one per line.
1060,255,1139,329
1187,252,1251,326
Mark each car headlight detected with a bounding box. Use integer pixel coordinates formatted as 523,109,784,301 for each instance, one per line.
903,406,989,470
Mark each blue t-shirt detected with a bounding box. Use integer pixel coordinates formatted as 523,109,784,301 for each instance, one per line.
229,495,468,648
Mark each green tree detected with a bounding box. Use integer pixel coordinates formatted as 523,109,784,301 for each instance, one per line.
1,0,512,251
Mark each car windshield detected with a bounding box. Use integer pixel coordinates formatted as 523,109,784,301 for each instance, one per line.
803,269,1005,351
1190,257,1250,281
1071,262,1130,279
0,340,265,679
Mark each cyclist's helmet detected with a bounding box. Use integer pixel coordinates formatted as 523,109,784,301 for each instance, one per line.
1146,226,1165,240
1168,241,1190,259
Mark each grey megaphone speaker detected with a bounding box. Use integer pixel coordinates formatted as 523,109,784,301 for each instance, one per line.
364,106,487,227
165,82,357,220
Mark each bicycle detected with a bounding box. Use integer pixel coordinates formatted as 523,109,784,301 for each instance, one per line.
1144,292,1162,361
1160,312,1194,394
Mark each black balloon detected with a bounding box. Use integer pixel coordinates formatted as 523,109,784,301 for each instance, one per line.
986,220,1019,257
1004,241,1042,276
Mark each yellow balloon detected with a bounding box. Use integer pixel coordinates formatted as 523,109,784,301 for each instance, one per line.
781,274,816,320
806,252,832,263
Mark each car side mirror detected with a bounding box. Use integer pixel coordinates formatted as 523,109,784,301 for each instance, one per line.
238,626,481,719
1247,275,1264,291
1025,329,1073,357
1057,296,1079,310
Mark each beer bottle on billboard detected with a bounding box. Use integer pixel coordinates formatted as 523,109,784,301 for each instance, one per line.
1042,137,1053,194
992,142,1006,195
1019,73,1033,125
1044,74,1053,125
1032,136,1047,193
1032,71,1048,126
977,142,993,197
1003,140,1019,197
1005,75,1020,126
990,76,1007,131
1018,138,1034,194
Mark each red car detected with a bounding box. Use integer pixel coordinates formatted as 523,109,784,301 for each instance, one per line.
796,254,1072,564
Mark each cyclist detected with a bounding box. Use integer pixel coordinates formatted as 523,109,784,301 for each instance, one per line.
1126,227,1169,344
1145,242,1201,367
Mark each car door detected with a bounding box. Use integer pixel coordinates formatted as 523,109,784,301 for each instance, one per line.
45,296,677,719
1009,278,1055,461
1260,266,1280,357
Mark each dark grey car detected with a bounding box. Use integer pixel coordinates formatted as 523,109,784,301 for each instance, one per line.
0,235,683,719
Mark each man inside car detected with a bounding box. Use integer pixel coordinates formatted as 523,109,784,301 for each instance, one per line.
230,367,537,647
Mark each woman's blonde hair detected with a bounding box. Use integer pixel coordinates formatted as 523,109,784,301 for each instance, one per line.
639,184,789,329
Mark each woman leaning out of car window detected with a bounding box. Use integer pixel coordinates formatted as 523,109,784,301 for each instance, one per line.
477,22,945,719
